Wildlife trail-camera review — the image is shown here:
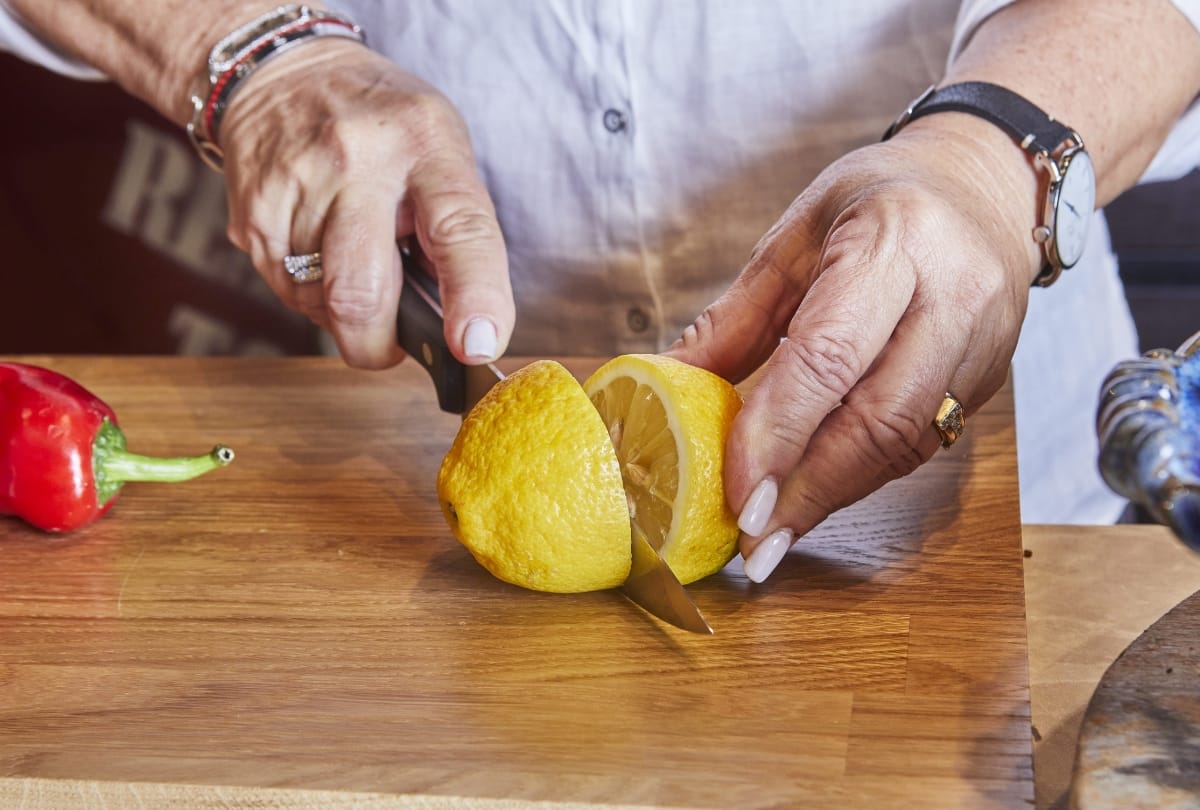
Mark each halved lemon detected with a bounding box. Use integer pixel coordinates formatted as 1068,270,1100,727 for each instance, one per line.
437,355,742,592
584,354,742,585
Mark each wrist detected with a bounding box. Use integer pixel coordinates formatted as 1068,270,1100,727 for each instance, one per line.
184,4,367,171
165,3,289,124
883,81,1097,287
890,113,1044,284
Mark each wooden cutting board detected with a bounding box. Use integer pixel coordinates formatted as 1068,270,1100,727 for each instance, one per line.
1071,587,1200,809
0,356,1032,808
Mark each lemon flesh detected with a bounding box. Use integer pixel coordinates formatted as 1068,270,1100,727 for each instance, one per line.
437,360,631,593
584,354,743,585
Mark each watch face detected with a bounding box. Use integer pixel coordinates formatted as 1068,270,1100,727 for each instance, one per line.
1052,148,1095,269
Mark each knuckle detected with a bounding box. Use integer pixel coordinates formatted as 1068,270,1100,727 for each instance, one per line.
425,201,501,249
325,89,461,170
325,280,387,326
827,191,940,276
780,332,863,400
321,118,366,171
845,400,927,477
399,90,459,137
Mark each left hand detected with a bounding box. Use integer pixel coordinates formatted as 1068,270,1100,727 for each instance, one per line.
665,116,1042,582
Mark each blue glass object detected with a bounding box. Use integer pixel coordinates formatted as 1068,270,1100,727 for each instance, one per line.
1098,330,1200,550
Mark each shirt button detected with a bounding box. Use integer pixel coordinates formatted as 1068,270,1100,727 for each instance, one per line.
603,108,628,133
626,307,650,333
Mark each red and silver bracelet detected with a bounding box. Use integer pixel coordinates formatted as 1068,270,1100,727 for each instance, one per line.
186,4,366,172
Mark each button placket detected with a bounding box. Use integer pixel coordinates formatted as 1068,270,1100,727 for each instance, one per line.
591,2,659,352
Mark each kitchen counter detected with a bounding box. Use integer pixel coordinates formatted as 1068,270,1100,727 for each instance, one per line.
0,356,1168,809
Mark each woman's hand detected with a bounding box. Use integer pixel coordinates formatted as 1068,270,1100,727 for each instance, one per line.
667,115,1042,582
218,39,514,368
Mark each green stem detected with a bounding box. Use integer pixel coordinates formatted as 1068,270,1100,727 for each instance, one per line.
101,444,235,482
93,420,234,505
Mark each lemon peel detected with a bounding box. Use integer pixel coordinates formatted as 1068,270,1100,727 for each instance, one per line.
437,355,743,592
437,360,631,593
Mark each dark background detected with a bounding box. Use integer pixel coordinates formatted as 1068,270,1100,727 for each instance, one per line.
1,53,1197,358
1106,174,1200,352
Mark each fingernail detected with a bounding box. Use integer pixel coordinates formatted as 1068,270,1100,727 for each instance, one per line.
737,477,778,536
743,528,793,583
463,318,498,360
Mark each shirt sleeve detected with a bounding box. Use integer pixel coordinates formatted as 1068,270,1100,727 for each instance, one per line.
0,0,104,80
950,0,1200,184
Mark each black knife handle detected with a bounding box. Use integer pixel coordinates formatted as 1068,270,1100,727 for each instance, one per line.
396,251,468,414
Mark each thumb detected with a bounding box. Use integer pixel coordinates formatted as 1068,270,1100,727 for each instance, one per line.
408,154,514,364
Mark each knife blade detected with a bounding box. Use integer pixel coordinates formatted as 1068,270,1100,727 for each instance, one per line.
395,248,504,415
622,522,714,634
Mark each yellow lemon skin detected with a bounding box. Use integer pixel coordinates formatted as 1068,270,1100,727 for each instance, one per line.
437,360,632,593
584,354,743,585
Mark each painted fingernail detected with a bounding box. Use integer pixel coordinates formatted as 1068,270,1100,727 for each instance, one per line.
744,528,793,583
463,318,498,360
737,477,778,537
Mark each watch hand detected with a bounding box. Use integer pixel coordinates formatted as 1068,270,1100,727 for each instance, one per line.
1065,200,1079,216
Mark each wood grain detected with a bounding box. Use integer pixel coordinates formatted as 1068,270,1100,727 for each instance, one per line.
0,356,1031,808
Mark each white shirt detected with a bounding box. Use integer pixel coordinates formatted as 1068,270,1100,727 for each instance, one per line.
5,0,1200,524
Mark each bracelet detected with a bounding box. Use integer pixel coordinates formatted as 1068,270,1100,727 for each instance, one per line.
186,4,366,172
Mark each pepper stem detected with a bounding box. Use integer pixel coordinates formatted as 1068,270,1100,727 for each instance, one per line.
92,420,234,505
100,444,235,483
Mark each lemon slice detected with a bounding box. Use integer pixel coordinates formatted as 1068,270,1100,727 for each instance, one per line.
583,354,743,585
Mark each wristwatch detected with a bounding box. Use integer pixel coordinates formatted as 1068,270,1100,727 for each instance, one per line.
882,81,1096,287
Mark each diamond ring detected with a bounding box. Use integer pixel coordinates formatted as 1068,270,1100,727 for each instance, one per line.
283,252,323,284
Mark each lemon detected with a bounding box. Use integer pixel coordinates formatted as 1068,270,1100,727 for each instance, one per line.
584,354,743,585
437,355,743,592
437,360,631,593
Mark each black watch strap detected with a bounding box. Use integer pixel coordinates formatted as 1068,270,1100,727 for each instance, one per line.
883,81,1074,157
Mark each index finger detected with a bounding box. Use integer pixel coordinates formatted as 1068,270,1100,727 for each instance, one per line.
727,211,918,517
408,154,513,364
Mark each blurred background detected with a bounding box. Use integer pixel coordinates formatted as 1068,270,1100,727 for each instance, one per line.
0,53,322,357
1,52,1197,358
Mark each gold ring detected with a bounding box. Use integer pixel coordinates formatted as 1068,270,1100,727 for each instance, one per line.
933,392,965,449
283,251,323,284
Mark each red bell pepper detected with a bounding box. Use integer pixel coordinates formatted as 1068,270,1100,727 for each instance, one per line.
0,362,234,532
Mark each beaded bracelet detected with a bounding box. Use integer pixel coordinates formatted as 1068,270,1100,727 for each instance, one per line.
186,4,366,172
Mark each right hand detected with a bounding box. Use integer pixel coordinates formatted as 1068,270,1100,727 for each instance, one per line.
217,39,514,369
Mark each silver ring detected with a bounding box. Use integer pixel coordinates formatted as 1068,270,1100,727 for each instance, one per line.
283,252,323,284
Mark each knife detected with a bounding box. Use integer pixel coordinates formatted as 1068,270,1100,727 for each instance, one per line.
398,250,712,633
395,248,504,415
623,522,714,634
